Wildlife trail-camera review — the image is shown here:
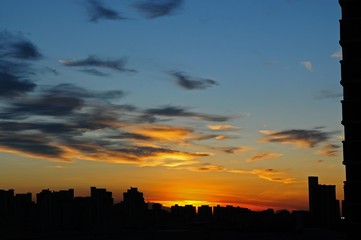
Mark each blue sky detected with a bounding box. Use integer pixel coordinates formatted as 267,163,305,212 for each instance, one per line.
0,0,344,210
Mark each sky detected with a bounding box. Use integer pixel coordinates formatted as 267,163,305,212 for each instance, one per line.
0,0,343,211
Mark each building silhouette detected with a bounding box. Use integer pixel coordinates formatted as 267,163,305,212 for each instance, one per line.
0,185,347,239
339,0,361,233
121,187,147,228
308,176,340,228
90,186,113,226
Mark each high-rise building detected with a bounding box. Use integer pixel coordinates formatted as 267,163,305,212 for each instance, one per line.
339,0,361,227
308,176,340,228
90,187,113,225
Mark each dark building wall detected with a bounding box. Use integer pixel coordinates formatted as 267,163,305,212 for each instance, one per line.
339,0,361,224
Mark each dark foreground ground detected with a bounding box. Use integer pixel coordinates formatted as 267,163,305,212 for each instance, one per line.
1,228,347,240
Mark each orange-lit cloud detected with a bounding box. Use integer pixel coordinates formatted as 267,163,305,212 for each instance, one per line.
317,144,340,157
211,146,249,154
189,163,225,172
246,152,282,162
228,168,297,184
207,124,240,131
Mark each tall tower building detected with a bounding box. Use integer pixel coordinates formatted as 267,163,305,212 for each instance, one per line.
308,176,340,228
339,0,361,226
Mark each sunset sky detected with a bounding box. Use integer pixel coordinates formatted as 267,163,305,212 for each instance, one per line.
0,0,343,211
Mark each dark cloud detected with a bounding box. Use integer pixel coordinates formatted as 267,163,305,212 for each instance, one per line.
59,55,137,73
86,0,126,22
81,68,110,77
0,134,67,161
145,105,230,122
170,71,218,90
134,0,183,19
313,90,342,100
0,72,36,98
0,31,40,99
0,31,42,60
46,83,126,100
260,128,339,148
0,80,228,163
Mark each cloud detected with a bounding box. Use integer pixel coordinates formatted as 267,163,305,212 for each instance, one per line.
0,31,39,99
191,163,225,172
86,0,126,22
300,61,313,72
313,90,342,100
134,0,183,19
0,31,42,60
246,152,282,162
211,146,249,154
144,105,231,122
81,68,110,77
317,144,340,157
207,125,240,131
229,168,296,184
0,72,36,98
0,80,233,166
170,71,218,90
59,55,137,73
331,50,342,59
259,128,339,148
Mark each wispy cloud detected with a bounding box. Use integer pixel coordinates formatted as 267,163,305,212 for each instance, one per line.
211,146,249,154
0,31,40,99
0,31,42,60
133,0,183,19
229,168,297,184
331,49,342,59
313,90,342,100
259,128,340,150
0,72,36,99
170,71,218,90
0,77,233,166
80,68,110,77
190,163,225,172
300,61,313,72
86,0,126,22
317,144,340,157
144,105,231,122
207,125,240,131
59,55,137,73
246,152,282,162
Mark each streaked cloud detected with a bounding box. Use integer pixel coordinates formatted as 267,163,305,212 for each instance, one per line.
0,31,42,60
144,105,231,122
86,0,126,22
211,146,249,154
0,71,233,166
300,61,313,72
246,152,282,162
81,68,110,77
259,128,338,148
134,0,183,19
229,168,297,184
0,72,36,98
331,49,342,59
208,125,240,131
170,71,218,90
190,163,226,172
317,144,340,157
313,90,342,100
59,55,137,73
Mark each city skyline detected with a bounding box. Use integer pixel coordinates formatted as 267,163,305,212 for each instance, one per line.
0,0,343,211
